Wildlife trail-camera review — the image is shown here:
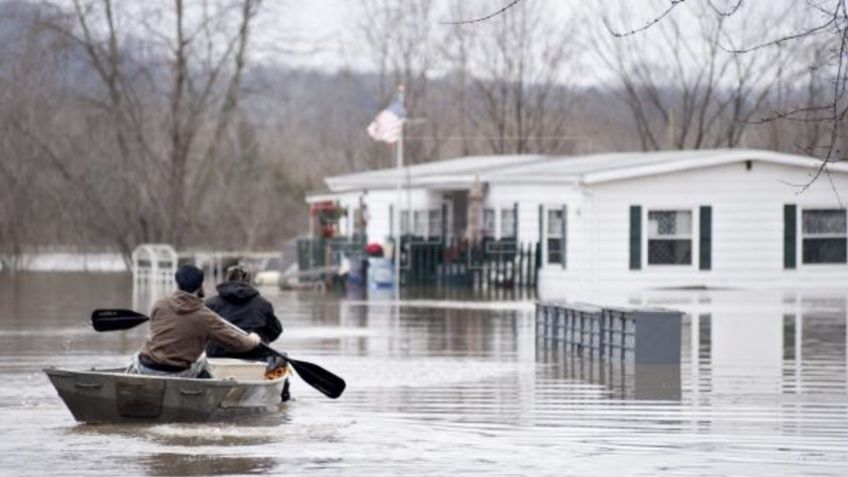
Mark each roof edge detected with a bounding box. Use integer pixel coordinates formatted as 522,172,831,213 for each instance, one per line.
583,151,848,185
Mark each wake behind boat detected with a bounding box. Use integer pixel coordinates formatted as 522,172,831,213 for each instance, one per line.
44,359,290,424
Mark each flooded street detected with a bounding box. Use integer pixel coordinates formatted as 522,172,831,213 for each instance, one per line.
1,273,847,476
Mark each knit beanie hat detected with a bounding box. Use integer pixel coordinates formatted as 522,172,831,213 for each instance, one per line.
175,264,204,292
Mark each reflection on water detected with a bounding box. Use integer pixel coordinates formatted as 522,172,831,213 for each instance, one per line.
539,346,682,401
140,454,277,476
0,273,846,475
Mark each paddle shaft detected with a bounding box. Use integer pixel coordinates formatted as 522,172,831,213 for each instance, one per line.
213,315,288,361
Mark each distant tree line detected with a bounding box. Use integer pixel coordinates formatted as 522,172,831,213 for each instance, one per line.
0,0,835,270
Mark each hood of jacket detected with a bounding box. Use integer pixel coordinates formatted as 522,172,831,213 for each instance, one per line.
168,290,205,314
216,281,259,304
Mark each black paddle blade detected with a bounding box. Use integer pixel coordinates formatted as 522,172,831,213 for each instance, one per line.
91,309,150,332
289,358,346,399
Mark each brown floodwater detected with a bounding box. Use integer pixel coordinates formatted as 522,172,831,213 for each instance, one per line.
1,273,846,476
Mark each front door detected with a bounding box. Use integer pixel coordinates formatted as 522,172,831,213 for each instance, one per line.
444,190,468,241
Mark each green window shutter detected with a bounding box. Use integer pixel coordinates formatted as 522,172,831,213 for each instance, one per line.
784,204,797,269
630,205,641,270
441,203,448,242
561,205,568,269
538,204,544,249
699,206,712,270
513,202,519,239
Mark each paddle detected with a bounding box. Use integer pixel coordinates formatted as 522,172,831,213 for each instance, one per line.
91,308,346,399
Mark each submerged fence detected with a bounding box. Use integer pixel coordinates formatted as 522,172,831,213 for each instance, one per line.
536,301,683,399
400,237,541,289
535,302,682,365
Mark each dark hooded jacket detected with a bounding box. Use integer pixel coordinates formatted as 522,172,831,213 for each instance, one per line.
204,281,282,360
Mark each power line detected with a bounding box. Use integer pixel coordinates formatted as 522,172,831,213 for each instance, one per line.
401,135,591,141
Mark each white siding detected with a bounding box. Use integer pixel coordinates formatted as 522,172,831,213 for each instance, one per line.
363,188,441,245
540,161,848,297
363,190,395,244
485,183,583,244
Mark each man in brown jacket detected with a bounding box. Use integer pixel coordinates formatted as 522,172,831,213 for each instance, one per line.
128,264,261,378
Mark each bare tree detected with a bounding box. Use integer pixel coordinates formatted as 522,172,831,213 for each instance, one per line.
37,0,264,253
452,0,848,175
0,2,72,270
441,2,474,156
360,0,441,166
464,0,576,154
603,0,848,186
595,2,797,151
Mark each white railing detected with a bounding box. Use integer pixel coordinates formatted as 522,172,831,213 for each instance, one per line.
132,244,178,311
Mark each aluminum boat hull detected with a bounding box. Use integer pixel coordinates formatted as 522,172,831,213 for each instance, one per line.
44,360,289,424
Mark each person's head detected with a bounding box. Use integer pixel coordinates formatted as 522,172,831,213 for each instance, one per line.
225,265,252,284
175,264,205,295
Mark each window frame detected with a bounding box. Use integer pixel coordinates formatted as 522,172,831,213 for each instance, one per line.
483,208,496,239
412,210,428,238
500,207,517,239
643,207,699,269
399,210,411,236
799,206,848,266
546,208,565,265
428,208,443,240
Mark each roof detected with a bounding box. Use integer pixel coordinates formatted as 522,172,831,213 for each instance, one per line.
325,154,548,191
322,149,848,192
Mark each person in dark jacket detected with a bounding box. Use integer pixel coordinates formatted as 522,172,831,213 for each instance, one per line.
204,265,282,361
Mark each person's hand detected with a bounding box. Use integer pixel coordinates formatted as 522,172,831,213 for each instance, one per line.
246,332,262,348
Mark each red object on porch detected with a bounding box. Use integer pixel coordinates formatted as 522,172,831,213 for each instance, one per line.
365,243,384,257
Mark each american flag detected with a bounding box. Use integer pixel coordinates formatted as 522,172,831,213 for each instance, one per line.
367,94,406,144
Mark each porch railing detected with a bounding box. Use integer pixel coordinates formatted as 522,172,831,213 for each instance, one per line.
294,235,542,290
400,236,541,289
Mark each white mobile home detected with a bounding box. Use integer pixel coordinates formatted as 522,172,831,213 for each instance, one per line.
306,149,848,293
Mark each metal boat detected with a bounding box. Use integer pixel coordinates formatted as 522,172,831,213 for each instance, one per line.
44,359,290,424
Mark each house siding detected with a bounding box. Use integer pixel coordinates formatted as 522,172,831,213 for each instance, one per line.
539,161,848,298
362,188,445,244
485,183,582,244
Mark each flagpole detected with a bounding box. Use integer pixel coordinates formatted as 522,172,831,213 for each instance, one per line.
393,86,405,298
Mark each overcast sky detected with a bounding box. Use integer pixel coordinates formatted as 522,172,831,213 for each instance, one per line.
256,0,576,71
246,0,811,76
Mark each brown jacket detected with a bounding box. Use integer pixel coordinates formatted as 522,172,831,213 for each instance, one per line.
140,291,257,368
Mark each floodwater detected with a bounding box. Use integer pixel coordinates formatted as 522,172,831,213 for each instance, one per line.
1,273,847,476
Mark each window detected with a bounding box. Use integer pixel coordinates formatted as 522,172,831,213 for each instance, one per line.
501,208,517,238
413,210,427,237
400,210,410,235
648,210,692,265
483,208,496,238
428,209,443,239
802,209,847,264
547,209,564,264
